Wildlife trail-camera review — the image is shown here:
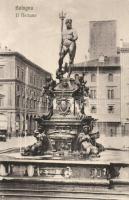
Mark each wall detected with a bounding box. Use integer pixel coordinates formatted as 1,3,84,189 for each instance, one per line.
120,49,129,135
89,21,117,60
72,65,121,136
0,52,50,136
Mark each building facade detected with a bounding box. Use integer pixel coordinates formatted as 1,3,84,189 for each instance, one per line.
120,44,129,135
70,19,129,136
71,56,121,136
0,51,50,136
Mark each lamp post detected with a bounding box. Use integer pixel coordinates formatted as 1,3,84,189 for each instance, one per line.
10,112,12,138
24,67,28,147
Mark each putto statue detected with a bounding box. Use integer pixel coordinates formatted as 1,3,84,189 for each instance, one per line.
57,16,78,79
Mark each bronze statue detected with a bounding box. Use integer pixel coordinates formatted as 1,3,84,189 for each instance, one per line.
57,18,78,79
22,127,52,156
21,14,104,159
42,76,56,98
71,116,104,157
37,76,56,121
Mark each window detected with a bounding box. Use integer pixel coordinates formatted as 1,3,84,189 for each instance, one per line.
34,100,36,109
30,72,33,84
17,85,20,91
91,73,96,82
0,67,4,78
0,85,3,91
74,73,80,84
108,73,113,82
17,67,20,79
91,105,97,113
42,78,45,86
74,73,79,79
16,96,20,107
21,97,24,108
30,99,33,109
0,98,4,107
21,87,25,97
42,97,48,112
107,89,114,99
90,89,96,99
40,78,42,87
21,71,24,81
34,75,36,85
26,99,30,109
108,105,114,113
36,77,39,87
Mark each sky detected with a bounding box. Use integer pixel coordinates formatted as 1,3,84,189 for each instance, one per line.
0,0,129,76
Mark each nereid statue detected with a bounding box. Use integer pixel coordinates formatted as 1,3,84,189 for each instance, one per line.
72,117,104,157
22,127,52,156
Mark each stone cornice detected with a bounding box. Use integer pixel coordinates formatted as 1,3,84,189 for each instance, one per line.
120,48,129,53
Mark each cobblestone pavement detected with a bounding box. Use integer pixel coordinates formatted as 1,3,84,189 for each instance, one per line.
95,149,129,163
98,135,129,150
0,136,36,151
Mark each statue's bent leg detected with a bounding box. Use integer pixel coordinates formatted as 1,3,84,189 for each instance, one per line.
96,142,105,153
58,56,63,70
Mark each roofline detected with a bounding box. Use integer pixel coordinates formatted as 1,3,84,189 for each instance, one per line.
0,51,51,75
72,64,120,68
71,65,120,72
90,20,116,23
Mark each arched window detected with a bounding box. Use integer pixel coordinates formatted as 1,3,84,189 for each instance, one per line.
91,73,96,82
74,73,80,83
108,73,113,82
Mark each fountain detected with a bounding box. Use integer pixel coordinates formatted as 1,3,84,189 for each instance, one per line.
22,73,104,158
0,14,129,199
21,13,104,159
